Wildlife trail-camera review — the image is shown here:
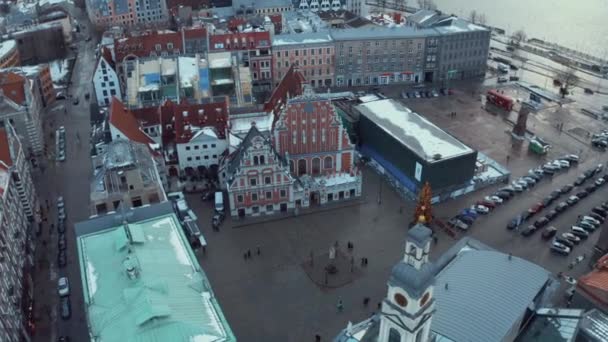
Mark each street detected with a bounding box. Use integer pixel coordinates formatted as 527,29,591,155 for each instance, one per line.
31,4,97,342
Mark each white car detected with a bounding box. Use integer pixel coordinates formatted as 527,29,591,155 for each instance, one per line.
511,183,524,192
556,160,570,168
551,161,564,169
561,232,581,243
596,178,606,186
488,195,503,204
57,277,70,296
582,216,600,225
473,205,490,214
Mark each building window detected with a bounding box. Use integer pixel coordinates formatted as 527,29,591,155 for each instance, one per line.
187,157,192,161
254,156,259,165
252,193,258,201
312,158,320,175
324,156,333,169
211,144,216,148
265,176,271,184
280,189,286,198
194,145,199,150
389,328,401,342
266,204,273,211
186,146,191,150
266,191,272,199
250,178,257,186
237,195,243,203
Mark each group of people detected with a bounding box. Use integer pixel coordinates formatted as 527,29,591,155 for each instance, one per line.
243,246,261,260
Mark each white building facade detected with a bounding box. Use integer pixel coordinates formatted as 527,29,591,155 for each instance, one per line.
176,127,227,171
93,54,121,107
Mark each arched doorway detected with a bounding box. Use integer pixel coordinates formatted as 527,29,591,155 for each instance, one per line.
323,156,333,170
298,159,307,175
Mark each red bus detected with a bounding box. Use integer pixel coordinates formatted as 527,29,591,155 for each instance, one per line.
486,89,514,111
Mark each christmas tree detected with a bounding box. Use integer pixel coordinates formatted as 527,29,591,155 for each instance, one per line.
413,182,433,224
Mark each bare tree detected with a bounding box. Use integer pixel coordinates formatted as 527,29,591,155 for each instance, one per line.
417,0,437,10
395,0,407,11
377,0,387,11
555,64,580,98
468,10,478,24
477,13,487,25
512,29,527,46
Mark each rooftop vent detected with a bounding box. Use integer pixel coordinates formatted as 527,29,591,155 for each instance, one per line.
433,153,442,160
124,256,139,280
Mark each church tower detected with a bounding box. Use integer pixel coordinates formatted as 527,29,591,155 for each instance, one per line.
378,224,436,342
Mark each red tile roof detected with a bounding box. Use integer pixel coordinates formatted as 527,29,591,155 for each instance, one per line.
577,254,608,307
0,72,26,105
109,97,155,145
0,128,12,167
264,65,306,116
209,31,271,51
114,27,207,63
165,98,229,144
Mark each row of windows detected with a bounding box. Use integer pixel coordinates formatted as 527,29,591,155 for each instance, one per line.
277,58,332,68
340,41,422,50
443,49,486,60
237,189,287,203
337,63,421,73
185,143,217,151
339,56,421,65
186,154,218,161
275,47,332,58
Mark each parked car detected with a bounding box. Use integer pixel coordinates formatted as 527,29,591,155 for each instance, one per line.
541,226,557,239
584,88,594,95
58,236,66,250
596,178,606,186
511,183,524,192
574,176,586,186
555,237,574,248
521,210,534,221
57,277,70,297
582,216,601,225
585,184,598,193
560,185,573,193
461,208,479,219
527,173,542,182
601,202,608,211
578,221,597,232
485,195,503,204
548,191,561,201
521,226,537,236
561,232,581,244
476,200,496,209
60,297,71,320
522,177,537,186
555,202,569,213
566,196,580,205
494,190,512,199
473,205,490,214
545,210,559,221
57,250,67,267
556,160,570,168
562,154,580,163
534,217,550,228
592,207,608,217
589,213,606,223
570,226,589,238
457,215,474,225
542,197,553,207
528,202,544,214
576,191,588,199
448,219,469,230
551,243,571,256
507,218,519,230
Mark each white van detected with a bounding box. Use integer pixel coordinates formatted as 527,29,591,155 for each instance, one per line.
497,63,509,73
214,192,224,213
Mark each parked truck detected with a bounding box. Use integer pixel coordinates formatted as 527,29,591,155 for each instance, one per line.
486,89,515,111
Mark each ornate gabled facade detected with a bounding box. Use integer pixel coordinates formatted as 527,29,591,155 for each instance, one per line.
273,86,361,207
222,125,296,217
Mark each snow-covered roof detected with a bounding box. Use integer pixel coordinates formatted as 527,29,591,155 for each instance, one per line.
0,40,16,58
213,78,234,85
178,57,198,87
230,112,272,134
356,99,474,162
209,52,232,68
321,172,359,187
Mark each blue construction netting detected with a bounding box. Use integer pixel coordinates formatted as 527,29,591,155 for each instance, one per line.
359,144,419,193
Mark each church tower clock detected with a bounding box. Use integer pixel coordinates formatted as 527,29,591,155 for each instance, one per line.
378,223,436,342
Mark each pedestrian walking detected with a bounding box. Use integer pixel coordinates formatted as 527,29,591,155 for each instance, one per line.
506,155,510,164
247,250,252,258
363,297,370,306
433,236,438,245
337,299,344,312
315,334,321,342
243,252,247,260
256,246,261,255
360,257,365,266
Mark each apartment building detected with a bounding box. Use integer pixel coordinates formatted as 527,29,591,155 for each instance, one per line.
0,124,37,342
0,72,44,156
331,27,433,87
86,0,169,29
0,40,20,69
272,32,335,88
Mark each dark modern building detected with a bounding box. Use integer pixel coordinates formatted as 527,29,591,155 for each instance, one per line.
355,99,477,194
8,23,66,65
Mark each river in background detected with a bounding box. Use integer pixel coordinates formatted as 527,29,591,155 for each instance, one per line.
431,0,608,57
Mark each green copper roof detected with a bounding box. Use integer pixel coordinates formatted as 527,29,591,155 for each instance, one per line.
76,211,236,342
